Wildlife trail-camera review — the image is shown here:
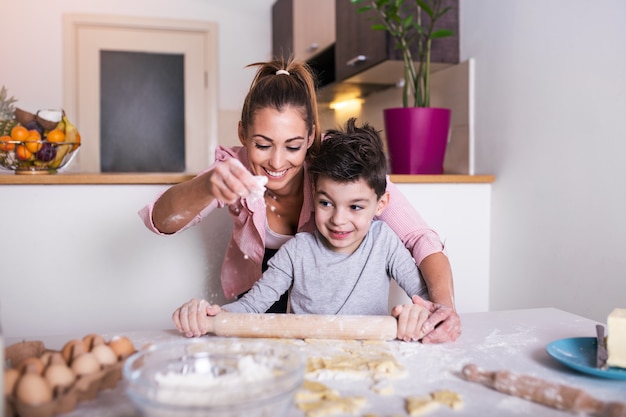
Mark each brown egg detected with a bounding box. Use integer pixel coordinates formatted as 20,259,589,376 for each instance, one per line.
90,344,118,366
45,352,67,366
61,339,84,364
44,364,76,389
17,357,45,375
4,368,20,396
39,351,54,367
70,353,101,376
108,336,135,359
82,333,106,351
15,373,53,405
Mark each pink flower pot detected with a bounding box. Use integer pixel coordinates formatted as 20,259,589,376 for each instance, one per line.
383,107,451,174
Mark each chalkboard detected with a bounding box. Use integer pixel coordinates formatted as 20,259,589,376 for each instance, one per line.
100,50,185,172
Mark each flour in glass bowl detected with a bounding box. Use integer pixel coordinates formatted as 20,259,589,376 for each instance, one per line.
152,355,274,406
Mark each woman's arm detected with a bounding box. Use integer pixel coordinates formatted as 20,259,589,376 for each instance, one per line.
140,148,264,234
151,173,217,234
378,180,461,342
418,252,461,343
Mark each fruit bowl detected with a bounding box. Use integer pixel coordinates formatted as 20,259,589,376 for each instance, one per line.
0,140,80,174
122,338,305,417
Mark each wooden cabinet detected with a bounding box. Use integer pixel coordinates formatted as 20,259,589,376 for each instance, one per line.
272,0,335,62
335,0,459,81
272,0,459,97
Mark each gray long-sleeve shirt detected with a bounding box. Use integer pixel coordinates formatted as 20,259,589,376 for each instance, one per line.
222,221,428,315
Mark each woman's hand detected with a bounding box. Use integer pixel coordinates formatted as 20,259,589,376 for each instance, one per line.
172,298,222,338
205,158,265,204
410,295,461,343
391,299,431,342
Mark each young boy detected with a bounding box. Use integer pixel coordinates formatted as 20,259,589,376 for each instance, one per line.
174,118,432,341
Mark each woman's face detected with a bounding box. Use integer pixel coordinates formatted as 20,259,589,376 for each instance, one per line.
239,106,314,193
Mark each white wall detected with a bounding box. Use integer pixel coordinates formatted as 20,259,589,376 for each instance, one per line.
0,0,276,138
461,1,626,322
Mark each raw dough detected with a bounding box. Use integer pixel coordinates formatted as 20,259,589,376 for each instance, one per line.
305,341,406,380
296,379,366,417
406,395,440,416
431,389,464,410
406,390,464,416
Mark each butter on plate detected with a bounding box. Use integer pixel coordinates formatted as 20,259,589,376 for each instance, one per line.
607,308,626,368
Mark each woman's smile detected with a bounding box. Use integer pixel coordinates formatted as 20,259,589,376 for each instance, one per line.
263,167,289,178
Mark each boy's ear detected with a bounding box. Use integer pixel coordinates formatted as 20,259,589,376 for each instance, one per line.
375,192,390,216
238,121,246,146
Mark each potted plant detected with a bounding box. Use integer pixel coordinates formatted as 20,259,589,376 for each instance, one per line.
351,0,455,174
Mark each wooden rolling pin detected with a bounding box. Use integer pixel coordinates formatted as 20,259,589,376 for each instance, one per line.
203,312,398,340
462,364,626,417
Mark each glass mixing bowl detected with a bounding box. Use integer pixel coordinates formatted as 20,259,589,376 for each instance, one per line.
122,337,305,417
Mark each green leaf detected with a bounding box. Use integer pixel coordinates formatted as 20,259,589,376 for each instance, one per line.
416,0,434,18
356,6,372,13
430,29,454,39
402,15,414,28
435,6,452,20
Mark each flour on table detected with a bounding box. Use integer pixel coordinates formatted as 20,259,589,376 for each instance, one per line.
476,326,538,355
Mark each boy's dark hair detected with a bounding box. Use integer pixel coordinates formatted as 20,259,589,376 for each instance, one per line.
309,118,387,198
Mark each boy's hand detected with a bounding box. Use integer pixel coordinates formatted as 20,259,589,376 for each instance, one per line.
391,297,431,342
172,298,222,338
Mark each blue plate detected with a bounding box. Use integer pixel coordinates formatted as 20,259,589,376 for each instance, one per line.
546,337,626,380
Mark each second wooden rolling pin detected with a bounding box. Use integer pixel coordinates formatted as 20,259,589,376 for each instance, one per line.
462,364,626,417
203,312,398,340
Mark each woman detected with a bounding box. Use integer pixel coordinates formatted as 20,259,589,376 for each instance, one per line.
139,57,460,343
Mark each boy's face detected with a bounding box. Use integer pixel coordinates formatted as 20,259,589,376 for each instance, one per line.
313,175,389,254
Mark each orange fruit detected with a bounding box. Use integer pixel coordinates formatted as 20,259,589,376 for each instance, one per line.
0,135,15,152
11,125,29,141
15,144,34,161
72,132,81,151
24,130,43,153
46,129,65,143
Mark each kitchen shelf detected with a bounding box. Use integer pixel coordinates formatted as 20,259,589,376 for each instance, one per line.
0,173,494,185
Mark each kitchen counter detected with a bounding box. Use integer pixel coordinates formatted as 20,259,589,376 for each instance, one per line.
6,308,624,416
0,173,494,185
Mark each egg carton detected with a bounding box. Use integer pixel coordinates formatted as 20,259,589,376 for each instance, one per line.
4,339,133,417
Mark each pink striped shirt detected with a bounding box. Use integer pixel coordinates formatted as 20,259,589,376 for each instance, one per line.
138,146,445,299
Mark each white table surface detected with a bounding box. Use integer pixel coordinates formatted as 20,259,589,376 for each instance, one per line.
6,308,626,416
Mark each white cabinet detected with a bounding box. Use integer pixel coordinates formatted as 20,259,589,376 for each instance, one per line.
0,181,490,338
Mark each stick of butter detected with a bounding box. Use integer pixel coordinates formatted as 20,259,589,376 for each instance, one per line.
606,308,626,368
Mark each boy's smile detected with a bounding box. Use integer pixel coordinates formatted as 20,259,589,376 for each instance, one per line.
314,176,388,254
